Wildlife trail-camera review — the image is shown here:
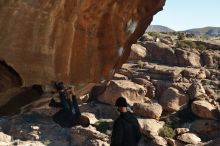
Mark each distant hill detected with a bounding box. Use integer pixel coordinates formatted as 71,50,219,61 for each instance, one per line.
146,25,175,32
184,27,220,36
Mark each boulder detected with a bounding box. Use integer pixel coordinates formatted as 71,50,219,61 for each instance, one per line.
190,120,220,140
152,80,191,100
177,133,201,145
159,87,189,112
133,102,162,119
143,63,183,82
197,69,207,79
152,135,167,146
97,80,148,105
175,48,201,67
138,136,168,146
8,125,40,141
80,102,118,119
131,72,151,81
0,132,12,143
11,140,45,146
181,68,206,80
138,33,154,42
166,138,185,146
175,128,190,135
0,141,9,146
131,78,155,98
187,81,206,100
138,118,165,138
160,38,173,45
83,139,109,146
113,73,128,80
116,68,133,79
71,126,109,146
129,44,147,60
89,85,107,101
204,137,220,146
151,80,172,97
205,88,217,99
205,69,211,79
201,52,214,66
81,112,99,125
131,78,151,86
201,51,220,66
191,100,216,119
143,42,178,66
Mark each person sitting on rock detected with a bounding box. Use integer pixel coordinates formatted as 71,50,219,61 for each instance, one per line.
49,82,90,128
111,97,141,146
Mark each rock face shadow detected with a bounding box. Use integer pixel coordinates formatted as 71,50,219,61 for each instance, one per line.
0,86,43,116
0,60,22,92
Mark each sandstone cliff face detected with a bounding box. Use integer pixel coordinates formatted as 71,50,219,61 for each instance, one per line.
0,0,165,94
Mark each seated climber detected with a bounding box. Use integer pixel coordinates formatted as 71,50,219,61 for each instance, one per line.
49,82,90,128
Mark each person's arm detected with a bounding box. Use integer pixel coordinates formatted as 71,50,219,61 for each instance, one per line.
71,95,81,117
110,120,124,146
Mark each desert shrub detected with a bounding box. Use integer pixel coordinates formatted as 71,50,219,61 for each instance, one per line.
148,32,161,39
94,119,112,136
197,44,207,51
176,41,189,48
137,60,145,68
176,40,196,49
159,124,175,138
204,64,219,69
187,41,197,48
177,33,185,40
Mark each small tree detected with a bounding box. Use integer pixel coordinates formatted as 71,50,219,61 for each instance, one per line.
159,124,175,138
197,44,207,51
177,33,185,40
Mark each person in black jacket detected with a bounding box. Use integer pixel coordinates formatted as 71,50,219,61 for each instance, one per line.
49,82,90,128
111,97,141,146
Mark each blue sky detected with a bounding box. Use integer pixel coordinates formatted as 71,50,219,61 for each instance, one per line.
151,0,220,31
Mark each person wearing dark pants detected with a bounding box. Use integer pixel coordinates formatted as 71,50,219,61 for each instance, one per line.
49,82,90,128
111,97,141,146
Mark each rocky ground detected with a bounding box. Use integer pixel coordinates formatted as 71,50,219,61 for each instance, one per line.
0,32,220,146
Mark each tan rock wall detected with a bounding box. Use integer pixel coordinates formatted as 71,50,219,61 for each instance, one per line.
0,0,165,94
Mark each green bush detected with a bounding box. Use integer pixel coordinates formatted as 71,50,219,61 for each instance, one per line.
148,32,161,39
137,60,145,68
204,64,219,69
94,119,112,136
176,40,196,49
177,33,185,40
197,44,207,51
159,124,175,138
176,41,189,48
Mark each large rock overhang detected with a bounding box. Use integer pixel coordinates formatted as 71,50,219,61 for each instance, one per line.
0,0,166,95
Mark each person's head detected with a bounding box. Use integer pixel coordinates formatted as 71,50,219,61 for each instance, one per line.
78,115,90,127
115,97,128,113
